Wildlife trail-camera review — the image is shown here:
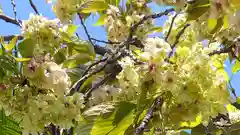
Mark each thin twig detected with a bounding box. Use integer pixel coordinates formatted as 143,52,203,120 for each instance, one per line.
205,126,211,135
171,24,190,49
208,47,232,56
135,97,164,135
90,38,120,44
82,57,108,77
0,14,21,26
128,8,175,41
167,23,190,58
78,13,94,46
10,0,17,21
29,0,40,15
165,13,178,42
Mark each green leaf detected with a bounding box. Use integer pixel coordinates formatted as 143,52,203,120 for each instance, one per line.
232,61,240,74
208,18,217,31
90,112,115,135
93,14,107,26
76,122,94,135
67,40,95,57
0,55,18,74
146,26,163,34
237,97,240,104
83,103,115,121
63,53,95,68
105,0,120,6
0,5,2,14
108,111,134,135
18,38,35,58
66,67,85,83
0,109,21,135
186,0,210,21
231,0,240,9
66,24,79,37
229,122,240,134
0,36,18,52
80,0,109,13
14,57,31,62
53,48,66,64
223,15,229,29
179,131,191,135
210,17,223,34
191,124,219,135
113,102,136,125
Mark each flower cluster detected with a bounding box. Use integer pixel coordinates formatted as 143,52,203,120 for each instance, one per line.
0,56,85,134
89,84,121,106
54,0,80,23
117,38,229,127
105,3,153,44
22,14,65,54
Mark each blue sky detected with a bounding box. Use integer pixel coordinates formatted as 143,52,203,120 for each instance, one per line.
0,1,239,97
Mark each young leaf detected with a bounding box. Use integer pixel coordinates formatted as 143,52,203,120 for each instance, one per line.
232,61,240,74
66,24,79,37
0,36,18,52
15,57,31,62
223,15,230,29
18,38,35,58
208,18,217,31
80,0,109,13
93,14,107,26
186,0,210,21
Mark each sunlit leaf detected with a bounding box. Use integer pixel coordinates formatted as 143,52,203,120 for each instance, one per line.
14,57,31,62
108,111,133,135
93,14,107,26
223,15,230,29
105,0,120,6
0,36,18,52
90,112,115,135
80,0,109,13
232,61,240,74
208,18,217,31
113,102,136,125
66,24,79,37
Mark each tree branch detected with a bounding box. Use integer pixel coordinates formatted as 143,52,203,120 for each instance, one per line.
128,8,175,41
90,38,120,44
29,0,40,15
208,47,232,56
135,97,164,135
166,23,190,59
165,13,178,42
0,14,21,26
81,57,108,77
